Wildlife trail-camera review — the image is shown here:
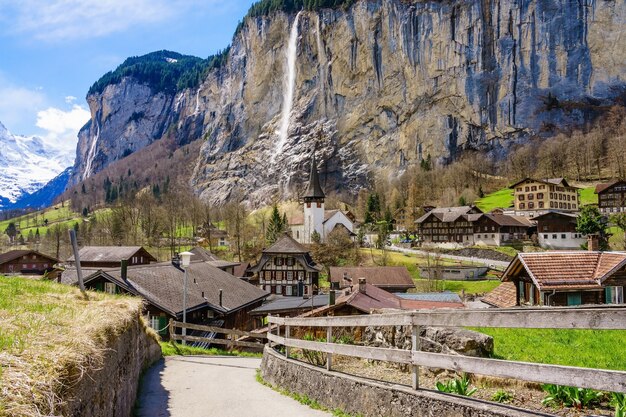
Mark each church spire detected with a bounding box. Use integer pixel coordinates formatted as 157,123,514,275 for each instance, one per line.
303,153,325,200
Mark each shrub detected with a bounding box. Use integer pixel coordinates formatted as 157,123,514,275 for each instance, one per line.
491,389,514,403
541,384,604,409
612,392,626,417
435,374,477,397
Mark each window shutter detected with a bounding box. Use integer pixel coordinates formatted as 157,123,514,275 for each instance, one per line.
605,287,613,304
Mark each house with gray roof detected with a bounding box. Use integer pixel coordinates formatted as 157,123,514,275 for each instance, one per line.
249,233,321,297
67,246,157,268
60,260,269,335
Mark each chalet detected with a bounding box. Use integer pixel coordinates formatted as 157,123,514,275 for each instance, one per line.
509,178,579,217
415,206,483,246
290,154,355,244
249,234,321,296
67,246,157,268
498,246,626,306
329,266,416,293
189,247,240,275
595,180,626,214
471,213,532,246
60,260,269,334
198,223,230,247
0,250,58,275
302,279,464,317
533,211,585,249
481,282,517,308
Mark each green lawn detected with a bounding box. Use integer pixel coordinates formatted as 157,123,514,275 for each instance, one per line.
475,328,626,371
160,341,261,357
0,202,83,237
475,189,514,212
579,186,597,206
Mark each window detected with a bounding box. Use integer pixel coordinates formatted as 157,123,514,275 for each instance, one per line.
531,186,537,191
567,203,571,210
539,185,546,190
537,193,544,199
525,186,530,192
528,193,534,200
528,202,534,209
567,292,582,306
477,234,481,238
543,234,548,239
274,257,284,266
520,203,525,209
286,257,294,266
104,282,116,294
552,234,557,239
286,271,293,280
539,202,544,208
276,285,282,294
516,187,522,192
150,316,161,332
518,194,525,201
561,234,566,239
286,285,292,296
22,264,27,269
605,286,624,304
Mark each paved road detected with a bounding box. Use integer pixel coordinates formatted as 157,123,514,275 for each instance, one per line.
388,245,510,270
135,356,330,417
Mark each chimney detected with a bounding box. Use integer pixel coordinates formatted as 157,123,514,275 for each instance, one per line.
121,259,128,280
219,289,223,307
171,253,181,268
358,278,366,294
329,290,335,306
588,234,600,252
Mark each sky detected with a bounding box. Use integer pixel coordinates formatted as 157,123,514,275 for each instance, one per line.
0,0,256,153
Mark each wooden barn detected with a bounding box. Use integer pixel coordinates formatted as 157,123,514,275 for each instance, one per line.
66,246,157,268
0,250,58,275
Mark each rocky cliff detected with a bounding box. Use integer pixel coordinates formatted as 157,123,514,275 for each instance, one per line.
71,0,626,206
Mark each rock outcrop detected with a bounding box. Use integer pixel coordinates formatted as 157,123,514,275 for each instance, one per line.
71,0,626,205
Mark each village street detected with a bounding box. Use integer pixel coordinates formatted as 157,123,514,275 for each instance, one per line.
135,356,330,417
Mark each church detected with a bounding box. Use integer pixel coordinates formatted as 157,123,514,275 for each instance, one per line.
290,154,355,244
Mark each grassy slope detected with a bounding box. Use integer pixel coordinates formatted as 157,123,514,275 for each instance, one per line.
159,341,261,357
0,276,146,417
578,186,597,206
475,189,514,212
0,202,82,236
476,328,626,371
359,249,500,295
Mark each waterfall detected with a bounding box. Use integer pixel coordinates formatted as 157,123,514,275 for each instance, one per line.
316,13,326,117
194,89,200,114
274,11,302,160
82,121,100,180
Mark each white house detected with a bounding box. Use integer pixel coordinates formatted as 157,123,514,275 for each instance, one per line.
290,154,355,244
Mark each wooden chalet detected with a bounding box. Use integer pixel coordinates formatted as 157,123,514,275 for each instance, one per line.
499,247,626,306
533,210,585,249
471,213,532,246
415,206,482,244
249,234,321,296
329,266,416,293
0,250,58,275
67,246,157,268
595,180,626,214
60,260,269,335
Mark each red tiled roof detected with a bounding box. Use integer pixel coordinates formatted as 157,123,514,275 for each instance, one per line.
503,251,626,290
482,282,517,308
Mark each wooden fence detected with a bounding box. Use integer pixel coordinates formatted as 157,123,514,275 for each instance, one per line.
267,306,626,393
169,320,267,350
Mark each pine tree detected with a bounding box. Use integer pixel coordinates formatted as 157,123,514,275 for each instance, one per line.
266,205,285,244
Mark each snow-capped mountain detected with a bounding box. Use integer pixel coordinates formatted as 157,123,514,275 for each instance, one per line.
0,121,74,208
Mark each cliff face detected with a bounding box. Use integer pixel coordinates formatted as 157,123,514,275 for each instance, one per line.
71,0,626,205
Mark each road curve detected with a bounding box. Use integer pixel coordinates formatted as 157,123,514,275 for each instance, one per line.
135,356,331,417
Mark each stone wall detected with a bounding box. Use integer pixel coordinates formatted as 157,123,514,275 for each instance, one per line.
261,346,548,417
63,315,162,417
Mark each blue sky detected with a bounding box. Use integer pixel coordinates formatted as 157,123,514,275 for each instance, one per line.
0,0,256,152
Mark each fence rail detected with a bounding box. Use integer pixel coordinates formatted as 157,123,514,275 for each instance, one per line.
267,307,626,393
170,320,267,350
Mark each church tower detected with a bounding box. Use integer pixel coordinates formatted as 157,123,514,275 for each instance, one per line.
303,153,325,243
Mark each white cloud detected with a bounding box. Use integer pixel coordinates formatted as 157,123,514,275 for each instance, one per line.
65,95,77,104
0,75,46,133
0,0,221,42
36,105,90,152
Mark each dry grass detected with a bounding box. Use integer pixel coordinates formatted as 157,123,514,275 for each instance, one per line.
0,276,145,417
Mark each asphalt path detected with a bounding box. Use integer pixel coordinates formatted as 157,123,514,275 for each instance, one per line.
135,356,330,417
388,245,510,270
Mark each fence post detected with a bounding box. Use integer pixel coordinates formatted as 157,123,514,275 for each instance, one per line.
285,325,290,358
169,319,174,342
326,325,332,371
411,324,420,390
